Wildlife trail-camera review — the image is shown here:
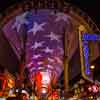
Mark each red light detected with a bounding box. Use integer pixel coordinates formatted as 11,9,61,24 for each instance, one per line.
3,80,7,90
92,85,98,93
53,91,59,98
0,75,7,96
0,76,7,91
88,85,99,93
35,72,42,88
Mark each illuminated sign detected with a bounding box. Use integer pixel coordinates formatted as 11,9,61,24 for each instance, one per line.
82,41,90,75
82,33,100,41
82,33,100,75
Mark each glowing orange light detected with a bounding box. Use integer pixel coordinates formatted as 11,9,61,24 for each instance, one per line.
8,79,14,88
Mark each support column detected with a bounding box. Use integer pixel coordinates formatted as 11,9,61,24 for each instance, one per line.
64,31,69,95
19,25,27,83
64,57,69,91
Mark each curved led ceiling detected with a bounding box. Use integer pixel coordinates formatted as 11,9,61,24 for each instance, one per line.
0,1,99,80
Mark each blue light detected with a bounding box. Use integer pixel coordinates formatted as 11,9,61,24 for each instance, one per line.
82,33,100,41
82,33,100,76
86,70,91,75
82,41,90,75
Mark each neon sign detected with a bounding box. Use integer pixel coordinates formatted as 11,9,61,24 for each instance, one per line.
82,33,100,41
82,41,90,75
82,33,100,75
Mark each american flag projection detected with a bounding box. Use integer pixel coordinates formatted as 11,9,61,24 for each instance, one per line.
2,10,77,80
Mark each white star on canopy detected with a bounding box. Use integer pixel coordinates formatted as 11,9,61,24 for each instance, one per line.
31,41,44,49
43,47,53,53
45,32,61,42
12,12,29,32
32,54,41,59
55,12,69,22
28,22,46,35
37,61,43,65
